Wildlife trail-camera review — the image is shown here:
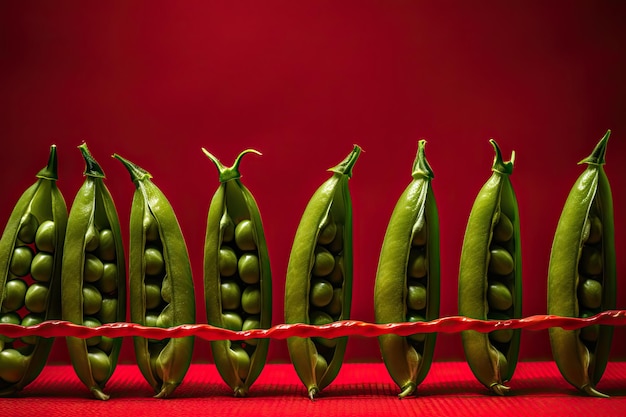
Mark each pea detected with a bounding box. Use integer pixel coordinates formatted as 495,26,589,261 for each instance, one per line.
145,280,163,310
580,311,600,343
487,281,513,311
9,246,34,277
412,223,427,247
406,313,426,343
34,220,56,253
221,214,235,243
84,224,100,252
0,348,27,383
219,247,238,277
17,212,39,244
20,313,44,345
82,283,102,316
585,216,602,245
97,229,116,261
327,256,343,286
314,353,328,383
30,251,54,282
580,246,603,276
493,213,514,243
97,262,118,294
87,347,111,383
488,246,515,276
97,296,118,324
310,278,334,308
144,215,160,243
220,279,241,310
25,282,49,313
228,344,251,380
407,283,427,311
318,219,337,245
241,285,261,315
242,316,260,346
0,312,21,343
235,219,256,251
83,253,104,283
2,278,27,312
98,336,115,354
327,226,344,255
325,288,343,318
144,247,165,276
222,311,243,331
407,250,427,279
83,316,103,347
310,310,336,348
312,246,335,277
578,278,603,310
238,253,260,284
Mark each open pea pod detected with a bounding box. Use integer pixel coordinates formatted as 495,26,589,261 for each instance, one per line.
547,130,615,398
202,148,272,397
284,145,361,400
458,139,522,395
61,143,126,400
0,145,67,395
114,154,195,398
374,140,440,398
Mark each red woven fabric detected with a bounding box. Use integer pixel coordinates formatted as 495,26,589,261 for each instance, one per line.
2,362,626,417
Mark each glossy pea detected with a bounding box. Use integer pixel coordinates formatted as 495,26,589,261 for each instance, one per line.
374,140,440,398
0,145,67,396
62,144,126,401
285,145,361,399
203,149,272,397
458,140,522,396
547,131,615,398
115,153,195,399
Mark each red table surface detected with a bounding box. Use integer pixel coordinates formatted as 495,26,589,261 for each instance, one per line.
3,361,626,417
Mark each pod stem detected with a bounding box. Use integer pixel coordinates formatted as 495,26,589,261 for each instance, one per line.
36,144,59,181
412,140,434,180
112,154,153,183
202,148,262,183
579,130,610,166
79,142,106,178
490,139,514,176
328,144,362,178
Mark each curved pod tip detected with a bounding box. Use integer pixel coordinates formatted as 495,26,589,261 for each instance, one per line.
412,140,434,180
328,144,362,178
36,144,60,181
79,142,106,178
112,153,152,182
489,139,514,176
202,148,262,183
579,130,611,166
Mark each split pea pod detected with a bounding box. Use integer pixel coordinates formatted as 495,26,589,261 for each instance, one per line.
114,154,195,398
202,149,272,397
284,145,361,400
458,139,522,395
374,140,440,398
61,144,126,400
547,130,615,398
0,145,67,395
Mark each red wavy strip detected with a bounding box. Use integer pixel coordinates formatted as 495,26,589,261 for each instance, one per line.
1,311,625,341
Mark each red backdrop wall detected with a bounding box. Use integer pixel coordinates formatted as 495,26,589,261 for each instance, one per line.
1,1,625,364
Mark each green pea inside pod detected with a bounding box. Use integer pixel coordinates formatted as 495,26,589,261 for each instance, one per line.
487,281,513,312
87,347,112,384
96,229,116,261
492,213,514,243
30,252,54,283
9,246,34,278
34,220,56,253
20,313,44,345
580,311,600,343
310,278,334,308
406,313,426,344
17,213,39,244
84,224,100,253
25,282,49,314
235,219,256,251
407,282,427,311
310,310,337,348
83,253,104,283
82,284,103,316
228,343,251,380
0,312,21,343
312,246,335,277
578,278,603,310
220,279,241,311
2,278,27,312
0,349,28,384
83,316,103,347
238,253,260,285
241,285,261,315
242,316,260,346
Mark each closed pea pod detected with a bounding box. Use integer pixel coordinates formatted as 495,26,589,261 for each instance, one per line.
547,130,615,398
374,140,440,398
284,145,361,400
202,149,272,397
0,145,67,396
114,154,196,398
61,144,126,400
458,139,522,395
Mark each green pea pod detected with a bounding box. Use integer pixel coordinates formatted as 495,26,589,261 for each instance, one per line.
61,143,126,400
458,139,522,395
202,148,272,397
547,130,615,398
284,145,361,400
0,145,67,395
374,140,440,398
114,154,195,398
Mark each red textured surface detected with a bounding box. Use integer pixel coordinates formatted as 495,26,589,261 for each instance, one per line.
3,362,626,417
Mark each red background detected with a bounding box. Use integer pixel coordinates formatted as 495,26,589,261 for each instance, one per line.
1,1,625,365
